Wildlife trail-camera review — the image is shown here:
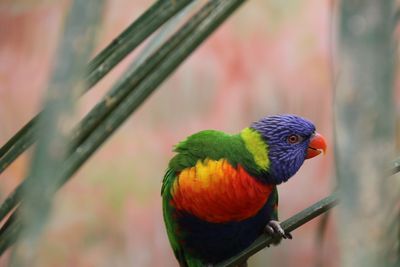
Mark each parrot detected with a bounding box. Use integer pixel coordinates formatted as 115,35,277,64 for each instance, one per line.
161,114,327,267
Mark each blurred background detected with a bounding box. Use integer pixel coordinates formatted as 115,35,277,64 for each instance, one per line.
0,0,338,266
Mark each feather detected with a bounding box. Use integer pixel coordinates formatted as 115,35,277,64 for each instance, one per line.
162,114,325,266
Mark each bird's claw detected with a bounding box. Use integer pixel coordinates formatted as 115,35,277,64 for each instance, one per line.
265,220,292,240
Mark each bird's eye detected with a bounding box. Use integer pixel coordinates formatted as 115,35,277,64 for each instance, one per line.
287,134,302,144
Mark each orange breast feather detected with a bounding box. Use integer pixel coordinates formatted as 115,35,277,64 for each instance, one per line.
171,159,273,223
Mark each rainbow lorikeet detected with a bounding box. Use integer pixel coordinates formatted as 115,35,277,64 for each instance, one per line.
162,115,327,266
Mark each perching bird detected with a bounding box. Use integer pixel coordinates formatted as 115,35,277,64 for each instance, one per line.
162,114,327,267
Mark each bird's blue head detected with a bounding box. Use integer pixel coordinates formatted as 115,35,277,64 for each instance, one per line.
251,114,326,184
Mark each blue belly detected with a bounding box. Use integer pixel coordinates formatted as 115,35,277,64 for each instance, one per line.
175,196,275,264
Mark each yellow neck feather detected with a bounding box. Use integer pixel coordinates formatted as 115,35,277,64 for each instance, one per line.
240,128,269,170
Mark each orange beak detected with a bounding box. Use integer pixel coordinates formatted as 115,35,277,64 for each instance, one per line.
306,132,327,159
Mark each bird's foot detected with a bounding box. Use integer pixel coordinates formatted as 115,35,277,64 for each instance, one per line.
264,220,292,240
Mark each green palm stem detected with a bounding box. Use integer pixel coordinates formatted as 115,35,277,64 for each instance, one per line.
0,0,194,175
10,0,104,264
0,0,199,225
0,0,246,255
0,0,215,225
216,193,339,267
336,0,397,266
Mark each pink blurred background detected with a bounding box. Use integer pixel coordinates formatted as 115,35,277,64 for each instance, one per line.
0,0,338,266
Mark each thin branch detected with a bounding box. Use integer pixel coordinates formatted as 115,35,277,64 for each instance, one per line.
0,0,247,255
0,0,195,175
216,193,339,267
389,157,400,175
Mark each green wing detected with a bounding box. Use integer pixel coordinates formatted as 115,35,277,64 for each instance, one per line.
161,130,263,266
161,169,186,265
162,129,257,199
168,130,258,174
162,130,240,266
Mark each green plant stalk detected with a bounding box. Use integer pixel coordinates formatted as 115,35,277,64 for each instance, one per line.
216,193,339,267
0,120,36,173
3,194,339,264
336,0,397,266
390,157,400,175
0,194,338,261
0,117,36,166
11,0,104,264
85,0,195,87
0,1,197,223
69,0,216,150
0,211,20,258
0,0,246,254
127,1,197,73
61,0,246,190
0,0,194,174
0,0,215,224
